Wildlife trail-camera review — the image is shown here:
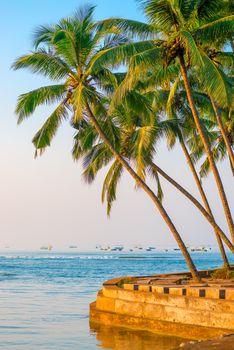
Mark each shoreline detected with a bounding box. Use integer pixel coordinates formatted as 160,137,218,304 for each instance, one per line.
176,334,234,349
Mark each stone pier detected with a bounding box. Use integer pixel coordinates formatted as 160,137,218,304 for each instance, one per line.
90,268,234,340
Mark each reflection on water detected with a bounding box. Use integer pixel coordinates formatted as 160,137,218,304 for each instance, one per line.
0,251,232,349
90,323,188,350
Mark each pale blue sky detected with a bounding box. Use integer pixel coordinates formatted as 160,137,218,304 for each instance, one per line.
0,0,233,250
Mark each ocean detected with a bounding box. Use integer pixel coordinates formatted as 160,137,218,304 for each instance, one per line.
0,251,232,349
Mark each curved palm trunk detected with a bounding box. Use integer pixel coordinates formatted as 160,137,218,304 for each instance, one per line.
209,95,234,172
150,162,234,254
229,157,234,177
86,103,200,281
180,140,230,268
179,53,234,242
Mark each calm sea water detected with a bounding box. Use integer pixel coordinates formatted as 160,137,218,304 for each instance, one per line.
0,251,233,350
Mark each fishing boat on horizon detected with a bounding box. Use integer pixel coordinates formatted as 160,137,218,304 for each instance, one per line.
40,245,53,251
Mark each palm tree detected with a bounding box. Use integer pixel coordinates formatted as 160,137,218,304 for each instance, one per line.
162,81,231,267
98,0,234,241
72,86,234,257
12,7,200,280
188,42,234,174
127,68,233,263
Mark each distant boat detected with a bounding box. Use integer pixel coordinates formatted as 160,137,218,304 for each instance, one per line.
99,246,111,251
69,245,77,249
190,246,210,252
111,246,124,251
146,246,156,251
40,245,52,251
134,245,143,250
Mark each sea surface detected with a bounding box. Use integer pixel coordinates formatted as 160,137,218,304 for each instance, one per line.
0,251,233,350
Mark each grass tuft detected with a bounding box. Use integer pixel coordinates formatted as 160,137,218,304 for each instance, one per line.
116,278,134,288
211,267,234,280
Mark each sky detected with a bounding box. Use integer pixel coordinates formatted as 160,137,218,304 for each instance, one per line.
0,0,233,251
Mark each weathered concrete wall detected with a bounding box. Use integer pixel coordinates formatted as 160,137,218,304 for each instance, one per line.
90,272,234,340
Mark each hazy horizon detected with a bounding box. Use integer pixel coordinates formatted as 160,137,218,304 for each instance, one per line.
0,0,233,251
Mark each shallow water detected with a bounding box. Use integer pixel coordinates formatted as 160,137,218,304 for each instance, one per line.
0,251,232,349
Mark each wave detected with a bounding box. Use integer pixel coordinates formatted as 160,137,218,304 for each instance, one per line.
0,255,170,261
0,254,120,260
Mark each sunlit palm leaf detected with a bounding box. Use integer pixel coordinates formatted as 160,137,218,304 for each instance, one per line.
101,160,123,216
16,85,67,123
200,51,231,107
12,49,74,80
32,102,68,152
195,15,234,44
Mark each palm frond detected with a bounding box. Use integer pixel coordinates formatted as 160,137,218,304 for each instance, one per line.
178,0,196,21
200,51,231,107
82,143,113,184
144,64,180,90
33,25,55,48
96,18,157,39
199,141,227,178
148,163,164,202
32,102,68,153
197,0,224,22
166,76,180,118
109,46,162,111
72,123,97,161
86,40,155,75
12,49,74,80
16,85,67,123
195,15,234,44
140,0,177,32
180,31,204,67
215,52,234,70
74,4,96,23
72,83,84,122
132,125,157,181
101,160,123,216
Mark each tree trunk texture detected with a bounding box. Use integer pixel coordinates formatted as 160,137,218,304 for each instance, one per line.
86,102,201,281
179,53,234,243
150,162,234,254
209,95,234,172
180,140,230,268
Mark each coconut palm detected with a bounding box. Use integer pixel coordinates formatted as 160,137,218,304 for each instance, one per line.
12,7,201,280
145,0,234,241
166,62,234,178
156,75,231,267
72,84,234,257
192,45,234,172
165,102,230,267
122,66,234,262
98,0,234,241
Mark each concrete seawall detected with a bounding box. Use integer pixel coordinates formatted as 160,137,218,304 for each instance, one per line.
90,269,234,340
